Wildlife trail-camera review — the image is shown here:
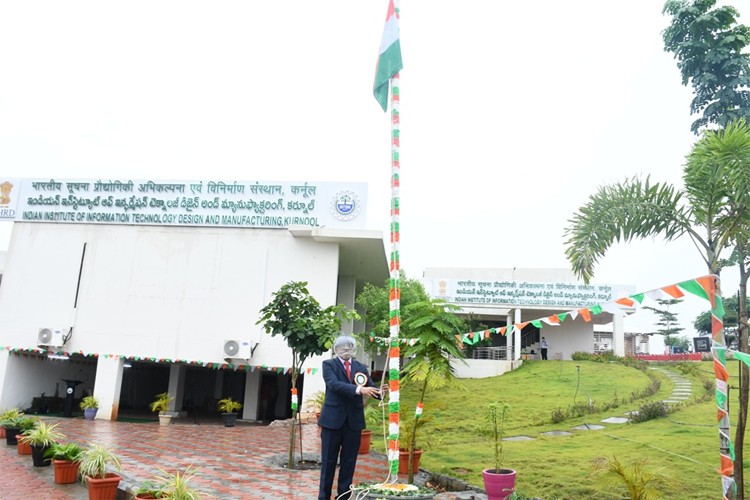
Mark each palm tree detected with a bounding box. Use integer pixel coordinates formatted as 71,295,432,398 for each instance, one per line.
400,298,467,483
564,119,750,495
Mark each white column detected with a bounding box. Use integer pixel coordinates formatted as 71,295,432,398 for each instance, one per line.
613,314,625,357
243,369,261,420
167,364,186,414
506,313,513,361
0,350,10,409
514,308,522,360
92,356,125,421
337,275,357,335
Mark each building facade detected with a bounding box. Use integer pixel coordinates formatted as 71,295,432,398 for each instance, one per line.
0,178,387,421
422,268,635,378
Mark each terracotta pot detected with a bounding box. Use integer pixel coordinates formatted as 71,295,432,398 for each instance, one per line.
358,429,372,454
0,426,5,439
86,473,122,500
482,468,517,500
16,437,31,455
398,448,423,475
53,459,80,484
134,495,158,500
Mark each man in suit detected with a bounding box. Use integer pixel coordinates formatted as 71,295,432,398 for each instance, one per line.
317,335,381,500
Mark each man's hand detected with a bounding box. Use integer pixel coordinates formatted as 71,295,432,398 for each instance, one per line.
360,386,381,398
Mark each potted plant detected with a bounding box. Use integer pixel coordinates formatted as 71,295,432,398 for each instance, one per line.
398,416,430,475
150,392,174,426
305,391,326,421
398,298,467,483
80,396,100,421
20,420,65,466
8,416,36,448
45,442,84,484
133,480,164,499
481,402,516,500
217,397,242,427
153,465,205,499
360,400,381,455
78,442,123,500
0,408,21,439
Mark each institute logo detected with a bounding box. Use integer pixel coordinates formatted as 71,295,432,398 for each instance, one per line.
0,181,13,206
330,191,360,221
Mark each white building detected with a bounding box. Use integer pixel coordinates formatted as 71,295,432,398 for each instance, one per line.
0,178,387,421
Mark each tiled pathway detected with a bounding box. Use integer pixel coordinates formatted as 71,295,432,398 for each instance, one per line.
1,417,392,499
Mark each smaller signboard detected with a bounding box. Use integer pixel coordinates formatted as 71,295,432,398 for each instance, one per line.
693,337,711,353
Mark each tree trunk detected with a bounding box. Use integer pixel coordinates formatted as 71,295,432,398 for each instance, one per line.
734,264,749,499
407,380,429,484
707,247,735,499
288,354,299,470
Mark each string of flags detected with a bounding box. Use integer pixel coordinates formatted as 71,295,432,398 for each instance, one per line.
0,346,318,375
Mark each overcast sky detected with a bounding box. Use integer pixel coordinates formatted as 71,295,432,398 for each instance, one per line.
1,1,747,341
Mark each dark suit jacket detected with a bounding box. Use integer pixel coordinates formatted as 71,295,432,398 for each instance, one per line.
317,357,375,431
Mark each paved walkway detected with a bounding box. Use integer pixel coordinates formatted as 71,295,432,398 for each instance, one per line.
0,416,395,499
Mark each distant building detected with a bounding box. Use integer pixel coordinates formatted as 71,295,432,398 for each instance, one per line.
421,268,636,378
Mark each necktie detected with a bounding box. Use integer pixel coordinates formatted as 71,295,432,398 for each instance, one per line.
344,360,351,381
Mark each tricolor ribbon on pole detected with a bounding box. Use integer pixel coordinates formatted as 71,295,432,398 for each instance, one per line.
374,0,404,477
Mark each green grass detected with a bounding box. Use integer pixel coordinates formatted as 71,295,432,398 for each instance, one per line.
368,359,743,499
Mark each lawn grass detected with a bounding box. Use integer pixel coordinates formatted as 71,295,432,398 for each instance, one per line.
368,359,745,498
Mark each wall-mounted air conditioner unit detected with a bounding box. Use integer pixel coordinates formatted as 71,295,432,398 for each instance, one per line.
38,327,65,348
223,339,253,360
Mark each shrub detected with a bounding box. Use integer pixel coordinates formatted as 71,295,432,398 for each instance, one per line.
630,401,670,423
550,407,566,424
620,356,648,371
570,351,623,363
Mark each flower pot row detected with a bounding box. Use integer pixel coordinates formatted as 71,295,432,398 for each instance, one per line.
0,412,124,500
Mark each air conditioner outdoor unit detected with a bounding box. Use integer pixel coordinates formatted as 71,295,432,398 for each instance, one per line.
223,339,252,360
38,327,65,348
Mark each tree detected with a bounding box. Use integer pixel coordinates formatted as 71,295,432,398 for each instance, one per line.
695,294,741,346
257,281,356,468
400,298,467,483
356,271,429,334
642,298,684,351
355,270,430,359
663,0,750,134
564,120,750,496
665,335,692,353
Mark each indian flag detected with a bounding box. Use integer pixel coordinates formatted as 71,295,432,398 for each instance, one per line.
373,0,403,112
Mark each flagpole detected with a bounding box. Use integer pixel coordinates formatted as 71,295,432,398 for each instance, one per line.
387,68,401,478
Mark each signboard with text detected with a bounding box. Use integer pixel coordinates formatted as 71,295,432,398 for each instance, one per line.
429,278,635,309
2,178,368,230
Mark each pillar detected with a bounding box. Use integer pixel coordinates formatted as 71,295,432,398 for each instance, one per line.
506,313,514,361
92,356,125,421
514,308,522,360
613,314,625,357
167,364,186,414
243,369,261,420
